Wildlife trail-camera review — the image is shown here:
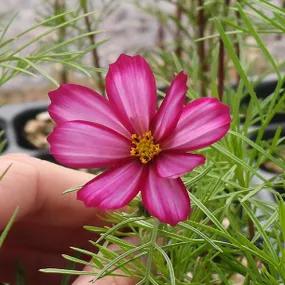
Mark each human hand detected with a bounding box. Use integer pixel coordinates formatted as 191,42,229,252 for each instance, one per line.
0,154,135,285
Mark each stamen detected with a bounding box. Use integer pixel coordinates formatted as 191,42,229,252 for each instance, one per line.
130,131,160,164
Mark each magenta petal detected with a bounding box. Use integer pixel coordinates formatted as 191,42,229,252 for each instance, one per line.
163,98,231,151
142,168,191,226
106,54,157,134
77,161,143,210
48,120,131,168
152,71,187,141
155,152,205,178
48,83,129,137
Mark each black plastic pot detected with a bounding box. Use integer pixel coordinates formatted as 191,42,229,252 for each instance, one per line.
251,123,285,143
242,76,285,103
13,106,49,150
0,101,50,157
240,77,285,125
251,124,285,198
260,125,285,168
35,152,57,164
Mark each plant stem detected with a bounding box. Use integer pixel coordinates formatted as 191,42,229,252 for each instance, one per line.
234,1,241,85
175,2,183,57
55,0,68,83
156,9,165,50
197,0,207,97
218,0,230,100
82,1,104,92
157,23,165,50
143,220,160,285
248,219,255,240
218,38,225,101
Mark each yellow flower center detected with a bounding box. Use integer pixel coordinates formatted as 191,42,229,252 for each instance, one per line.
130,131,161,164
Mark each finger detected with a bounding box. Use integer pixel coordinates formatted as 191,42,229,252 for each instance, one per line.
72,237,139,285
0,154,105,228
73,269,136,285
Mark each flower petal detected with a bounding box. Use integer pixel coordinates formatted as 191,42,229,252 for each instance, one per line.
77,161,143,209
142,168,191,225
48,120,131,168
155,152,205,178
106,54,157,134
163,98,231,151
152,71,188,141
48,83,129,137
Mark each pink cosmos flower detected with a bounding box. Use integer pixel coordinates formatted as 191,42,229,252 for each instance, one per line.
48,54,231,225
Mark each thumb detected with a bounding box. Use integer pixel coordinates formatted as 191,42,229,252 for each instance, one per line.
72,237,139,285
72,265,135,285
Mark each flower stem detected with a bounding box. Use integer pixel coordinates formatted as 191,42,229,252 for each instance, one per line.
142,220,160,285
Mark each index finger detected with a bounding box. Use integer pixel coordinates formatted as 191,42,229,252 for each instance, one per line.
0,154,105,228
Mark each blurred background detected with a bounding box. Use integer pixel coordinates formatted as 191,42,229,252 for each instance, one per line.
0,0,284,162
2,0,284,103
1,0,162,103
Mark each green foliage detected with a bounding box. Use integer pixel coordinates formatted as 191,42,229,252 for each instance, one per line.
42,0,285,284
0,207,18,249
0,4,105,87
2,0,285,284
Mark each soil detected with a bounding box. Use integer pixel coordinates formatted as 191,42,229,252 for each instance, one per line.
24,111,53,149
